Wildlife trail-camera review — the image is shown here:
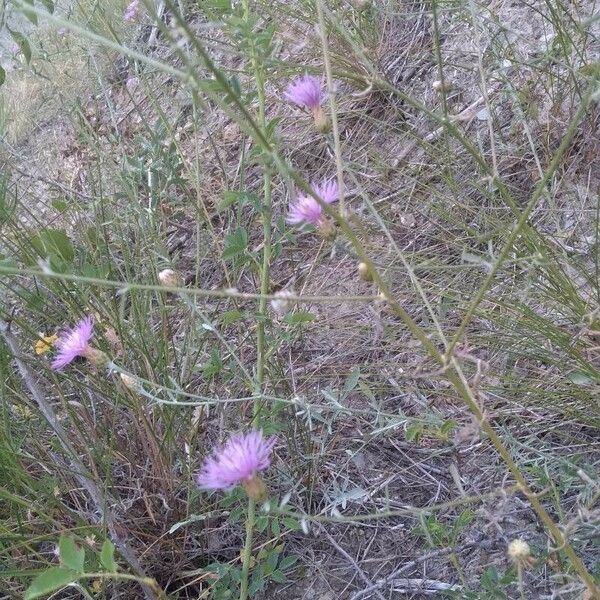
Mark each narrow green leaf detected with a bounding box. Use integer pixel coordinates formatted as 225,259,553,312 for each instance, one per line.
24,567,78,599
8,29,32,64
100,540,117,572
282,517,301,531
22,0,38,25
59,536,84,573
343,367,360,395
0,65,5,87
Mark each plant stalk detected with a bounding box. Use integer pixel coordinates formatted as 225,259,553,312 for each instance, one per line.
239,498,256,600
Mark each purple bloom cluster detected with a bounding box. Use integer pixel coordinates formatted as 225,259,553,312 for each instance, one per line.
284,75,323,110
287,179,339,227
51,316,94,370
197,431,276,491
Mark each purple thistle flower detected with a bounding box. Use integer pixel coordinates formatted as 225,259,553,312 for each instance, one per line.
197,431,276,492
284,75,323,110
51,316,94,370
124,0,140,21
286,179,339,226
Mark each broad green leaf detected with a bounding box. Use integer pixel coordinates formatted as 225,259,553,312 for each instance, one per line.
221,309,243,326
200,0,231,19
218,191,260,212
24,567,78,599
28,229,75,268
42,230,74,263
248,571,265,596
255,515,269,533
270,570,287,583
100,540,117,572
40,0,55,13
282,517,301,531
284,311,315,325
270,517,280,537
51,199,68,213
222,227,248,258
59,536,84,573
278,555,299,570
568,371,597,385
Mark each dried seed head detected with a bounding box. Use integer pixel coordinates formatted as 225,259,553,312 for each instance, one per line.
158,269,182,288
508,539,534,568
270,290,296,317
432,80,453,93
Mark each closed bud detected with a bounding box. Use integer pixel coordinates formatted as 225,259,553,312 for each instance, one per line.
358,262,372,282
104,326,123,356
158,269,182,288
432,80,453,93
317,217,337,240
82,347,110,369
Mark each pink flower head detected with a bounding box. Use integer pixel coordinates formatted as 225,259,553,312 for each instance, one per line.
51,316,94,370
284,75,323,110
124,0,140,21
197,430,276,492
286,179,339,226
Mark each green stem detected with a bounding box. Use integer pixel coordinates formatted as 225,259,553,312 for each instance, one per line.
255,173,272,401
239,498,256,600
239,4,270,600
315,0,345,214
80,573,166,599
240,0,272,422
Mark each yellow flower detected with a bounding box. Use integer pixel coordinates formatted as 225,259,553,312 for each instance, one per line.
34,334,58,355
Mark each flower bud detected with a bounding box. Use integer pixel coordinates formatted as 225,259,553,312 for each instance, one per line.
158,269,182,288
312,106,331,134
104,326,123,356
358,262,372,282
317,217,337,240
82,347,110,369
242,475,268,502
